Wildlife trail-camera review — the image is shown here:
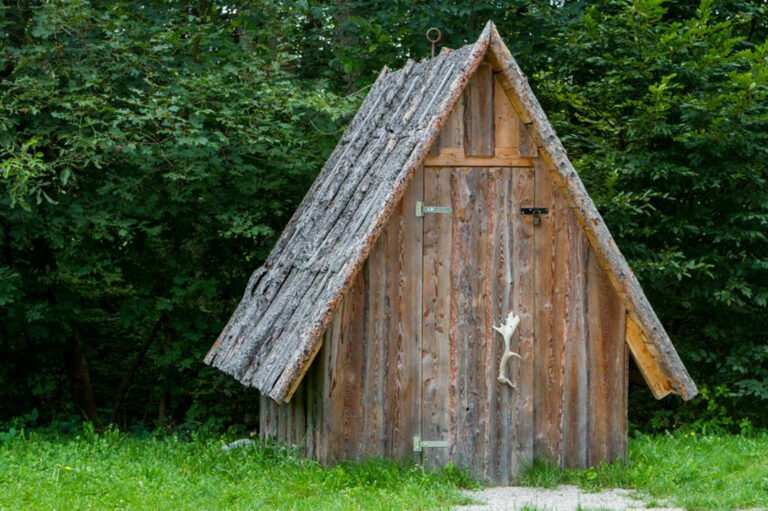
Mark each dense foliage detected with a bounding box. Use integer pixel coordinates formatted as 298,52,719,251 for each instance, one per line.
535,0,768,430
1,0,766,431
0,1,356,427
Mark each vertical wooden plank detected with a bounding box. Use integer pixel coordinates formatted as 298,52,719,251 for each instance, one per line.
383,190,401,459
561,214,590,468
480,168,497,480
278,396,288,445
270,396,279,441
259,394,268,439
519,120,537,157
303,360,316,458
489,168,511,484
489,166,535,483
312,338,325,461
494,77,519,154
510,166,536,478
321,300,343,463
449,167,492,476
287,382,296,445
361,237,389,458
421,166,453,469
343,272,365,459
470,167,492,478
261,394,272,440
586,248,626,466
323,273,365,460
384,166,423,460
439,96,465,149
533,159,566,465
293,371,306,450
261,396,271,440
463,62,495,156
450,167,473,471
620,343,629,461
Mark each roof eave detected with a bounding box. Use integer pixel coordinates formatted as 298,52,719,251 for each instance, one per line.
485,22,697,401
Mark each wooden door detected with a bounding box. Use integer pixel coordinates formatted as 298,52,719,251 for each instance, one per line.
419,165,535,484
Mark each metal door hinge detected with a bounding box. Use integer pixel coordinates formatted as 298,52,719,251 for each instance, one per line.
413,436,449,453
416,201,452,217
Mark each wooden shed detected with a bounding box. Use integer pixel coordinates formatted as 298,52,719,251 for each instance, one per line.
205,22,697,483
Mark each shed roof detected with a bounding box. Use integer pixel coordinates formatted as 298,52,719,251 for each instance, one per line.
205,22,697,404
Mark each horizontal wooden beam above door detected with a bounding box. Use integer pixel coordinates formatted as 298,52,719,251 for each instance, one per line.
424,147,535,168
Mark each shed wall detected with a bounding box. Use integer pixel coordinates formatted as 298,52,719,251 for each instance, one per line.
259,66,628,481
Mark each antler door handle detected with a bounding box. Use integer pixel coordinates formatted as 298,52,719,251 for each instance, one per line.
493,311,522,388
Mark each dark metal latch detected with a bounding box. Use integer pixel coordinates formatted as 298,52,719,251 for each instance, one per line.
520,207,548,215
520,207,548,226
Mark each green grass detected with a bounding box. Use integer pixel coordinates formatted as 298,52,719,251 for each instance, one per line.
519,432,768,510
0,426,474,510
1,428,767,510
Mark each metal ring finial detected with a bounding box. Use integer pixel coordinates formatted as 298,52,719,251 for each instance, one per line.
426,28,442,57
425,27,442,44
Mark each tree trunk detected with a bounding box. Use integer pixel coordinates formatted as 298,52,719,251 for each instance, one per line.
64,331,98,421
333,2,360,93
110,315,165,424
157,327,172,427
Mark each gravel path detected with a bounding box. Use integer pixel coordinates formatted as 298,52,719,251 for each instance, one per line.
457,485,685,511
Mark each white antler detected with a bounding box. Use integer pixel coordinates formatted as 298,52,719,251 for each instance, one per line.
493,310,522,388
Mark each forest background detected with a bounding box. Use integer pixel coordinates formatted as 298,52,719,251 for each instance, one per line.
1,0,766,434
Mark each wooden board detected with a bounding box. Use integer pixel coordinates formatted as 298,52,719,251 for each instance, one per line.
463,62,494,156
437,90,464,150
323,270,364,460
533,157,566,464
488,166,535,482
508,166,536,478
625,315,674,399
586,249,628,465
449,166,478,470
383,165,424,459
532,156,629,468
421,166,453,469
560,209,590,468
494,76,519,151
360,233,389,457
493,83,534,483
424,148,535,167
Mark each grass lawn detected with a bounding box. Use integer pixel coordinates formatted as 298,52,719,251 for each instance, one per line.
520,432,768,510
0,426,473,510
0,427,766,510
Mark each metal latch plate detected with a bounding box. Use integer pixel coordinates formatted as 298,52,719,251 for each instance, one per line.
416,201,452,217
520,207,548,226
413,436,449,453
520,207,548,215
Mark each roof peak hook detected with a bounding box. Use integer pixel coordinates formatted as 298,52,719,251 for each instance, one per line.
426,27,442,58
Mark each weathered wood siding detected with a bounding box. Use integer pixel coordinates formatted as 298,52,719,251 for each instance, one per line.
533,157,628,468
260,64,628,482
